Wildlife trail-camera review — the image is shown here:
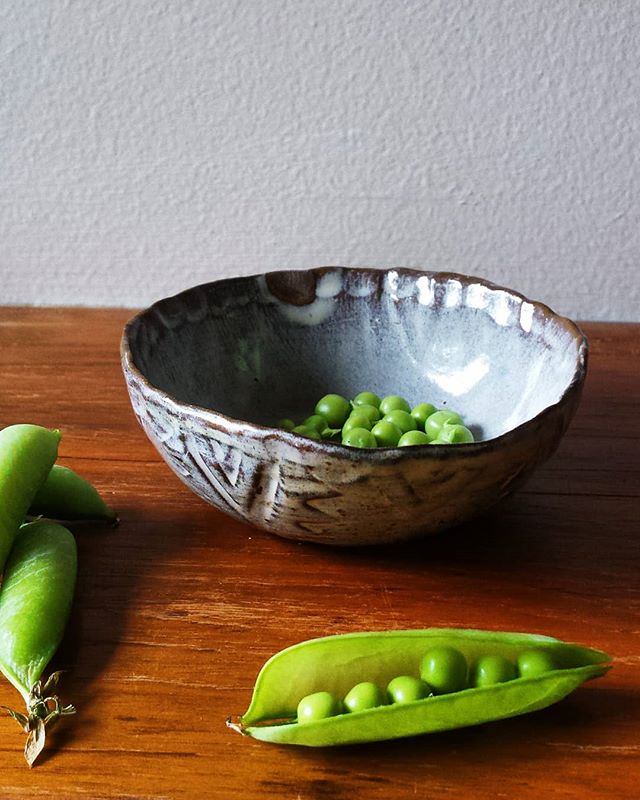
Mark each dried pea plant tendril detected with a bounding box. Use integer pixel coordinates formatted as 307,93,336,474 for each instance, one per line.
227,629,611,747
0,521,77,766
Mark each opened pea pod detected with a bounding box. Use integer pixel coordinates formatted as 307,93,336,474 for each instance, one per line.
227,629,611,747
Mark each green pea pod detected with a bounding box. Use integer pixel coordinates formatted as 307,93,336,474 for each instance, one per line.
0,424,60,572
228,629,611,747
28,464,118,523
0,520,77,766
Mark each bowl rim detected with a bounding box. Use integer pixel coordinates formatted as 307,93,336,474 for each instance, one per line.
120,266,588,463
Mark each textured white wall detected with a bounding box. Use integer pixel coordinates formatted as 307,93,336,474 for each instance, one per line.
1,0,639,319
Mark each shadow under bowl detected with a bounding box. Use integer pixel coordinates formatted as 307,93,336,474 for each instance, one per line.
121,267,587,546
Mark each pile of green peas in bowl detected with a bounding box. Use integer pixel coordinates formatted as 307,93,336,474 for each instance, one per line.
278,392,475,448
298,645,556,724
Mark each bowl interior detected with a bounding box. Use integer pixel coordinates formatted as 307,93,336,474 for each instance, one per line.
126,269,584,441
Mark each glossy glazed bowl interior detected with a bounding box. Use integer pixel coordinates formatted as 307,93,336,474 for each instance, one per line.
122,268,587,545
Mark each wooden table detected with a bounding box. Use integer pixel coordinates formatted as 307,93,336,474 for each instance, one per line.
0,308,637,798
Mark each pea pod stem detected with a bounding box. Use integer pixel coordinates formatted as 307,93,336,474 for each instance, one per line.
3,672,76,767
230,629,611,747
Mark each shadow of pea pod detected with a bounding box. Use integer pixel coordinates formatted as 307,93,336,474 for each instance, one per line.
45,498,203,750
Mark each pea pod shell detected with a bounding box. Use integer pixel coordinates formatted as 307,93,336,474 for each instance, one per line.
0,520,77,700
29,464,117,523
0,425,60,571
233,629,611,746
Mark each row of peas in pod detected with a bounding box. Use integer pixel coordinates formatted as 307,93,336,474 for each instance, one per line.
297,645,557,723
278,391,475,448
0,424,116,767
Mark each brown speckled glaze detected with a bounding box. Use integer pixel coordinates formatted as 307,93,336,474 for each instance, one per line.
121,268,587,546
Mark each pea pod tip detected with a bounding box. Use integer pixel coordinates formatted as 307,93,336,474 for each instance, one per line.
226,715,245,735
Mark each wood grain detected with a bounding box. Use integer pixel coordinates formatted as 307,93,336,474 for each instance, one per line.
0,308,638,798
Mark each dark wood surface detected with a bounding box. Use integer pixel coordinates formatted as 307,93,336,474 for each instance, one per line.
0,308,638,798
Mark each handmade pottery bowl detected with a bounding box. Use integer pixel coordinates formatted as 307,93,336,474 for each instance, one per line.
121,268,587,546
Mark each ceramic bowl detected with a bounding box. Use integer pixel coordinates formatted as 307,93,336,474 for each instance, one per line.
121,268,587,546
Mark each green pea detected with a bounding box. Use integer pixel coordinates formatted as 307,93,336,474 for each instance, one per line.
342,428,377,448
303,414,329,435
277,418,296,431
424,410,463,440
292,425,321,440
411,403,437,428
471,655,516,688
342,413,373,434
370,420,403,447
517,649,557,679
297,691,342,724
0,424,60,574
0,520,77,766
28,464,117,523
420,646,467,694
387,675,431,704
314,394,351,428
352,392,381,409
435,424,474,444
398,430,431,447
379,395,411,415
353,404,381,425
382,410,417,434
344,682,387,713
